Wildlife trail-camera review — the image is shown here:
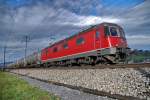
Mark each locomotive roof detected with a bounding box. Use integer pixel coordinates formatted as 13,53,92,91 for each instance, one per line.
43,22,119,50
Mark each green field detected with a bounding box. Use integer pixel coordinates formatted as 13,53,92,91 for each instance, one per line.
0,71,60,100
127,51,150,63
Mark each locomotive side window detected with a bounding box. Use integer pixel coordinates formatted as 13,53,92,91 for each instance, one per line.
53,47,58,52
96,31,100,39
104,26,109,36
63,43,68,49
110,27,118,36
76,37,85,45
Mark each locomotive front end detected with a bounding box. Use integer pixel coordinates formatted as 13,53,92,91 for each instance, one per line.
103,23,129,63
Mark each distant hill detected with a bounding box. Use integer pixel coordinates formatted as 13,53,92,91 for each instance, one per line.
128,49,150,63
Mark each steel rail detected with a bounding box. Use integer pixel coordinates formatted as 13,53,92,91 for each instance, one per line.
5,63,150,70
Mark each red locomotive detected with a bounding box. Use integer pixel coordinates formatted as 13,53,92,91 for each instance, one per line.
41,22,128,66
9,22,129,68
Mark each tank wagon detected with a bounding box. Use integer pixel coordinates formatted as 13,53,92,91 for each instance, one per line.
10,22,129,68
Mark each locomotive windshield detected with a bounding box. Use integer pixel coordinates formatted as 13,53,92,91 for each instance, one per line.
119,28,126,39
110,27,118,36
104,26,125,39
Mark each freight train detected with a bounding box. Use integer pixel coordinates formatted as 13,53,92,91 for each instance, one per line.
9,22,129,68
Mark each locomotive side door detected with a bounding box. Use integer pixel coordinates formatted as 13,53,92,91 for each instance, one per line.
95,29,101,49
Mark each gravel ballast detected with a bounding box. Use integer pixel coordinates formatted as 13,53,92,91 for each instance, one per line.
17,74,115,100
10,67,150,99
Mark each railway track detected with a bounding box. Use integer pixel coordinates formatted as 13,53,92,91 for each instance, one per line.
6,63,150,70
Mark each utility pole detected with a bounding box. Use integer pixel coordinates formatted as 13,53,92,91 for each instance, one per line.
3,46,6,70
25,36,27,59
24,36,30,66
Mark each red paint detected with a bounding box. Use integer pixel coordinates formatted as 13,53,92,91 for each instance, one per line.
41,23,128,62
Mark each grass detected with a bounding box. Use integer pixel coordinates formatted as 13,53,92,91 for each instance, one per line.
0,71,60,100
129,55,149,63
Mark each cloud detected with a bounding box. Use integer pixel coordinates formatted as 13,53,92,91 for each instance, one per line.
126,35,150,45
64,16,120,26
118,0,150,35
0,2,121,43
0,0,149,62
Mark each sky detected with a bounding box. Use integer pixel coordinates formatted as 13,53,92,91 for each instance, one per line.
0,0,150,63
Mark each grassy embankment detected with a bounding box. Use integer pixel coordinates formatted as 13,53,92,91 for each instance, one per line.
0,71,60,100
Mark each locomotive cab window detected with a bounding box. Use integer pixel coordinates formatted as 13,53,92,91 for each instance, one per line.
119,28,126,39
96,31,100,39
76,37,85,45
109,27,118,36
